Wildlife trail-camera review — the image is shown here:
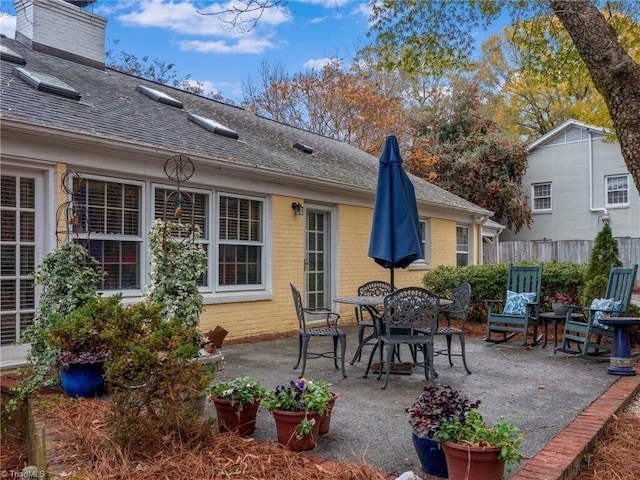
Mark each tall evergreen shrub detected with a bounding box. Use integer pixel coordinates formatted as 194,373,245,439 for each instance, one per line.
579,223,622,305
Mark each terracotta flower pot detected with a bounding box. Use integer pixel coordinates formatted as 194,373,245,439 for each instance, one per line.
318,391,338,435
441,441,505,480
272,409,321,451
212,397,260,435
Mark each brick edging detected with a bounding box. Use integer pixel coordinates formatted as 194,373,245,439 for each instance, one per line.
511,375,640,480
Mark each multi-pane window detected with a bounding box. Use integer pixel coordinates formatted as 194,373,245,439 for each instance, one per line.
153,187,210,288
218,194,264,288
73,177,142,291
606,175,629,206
456,225,470,267
0,175,36,346
532,183,552,212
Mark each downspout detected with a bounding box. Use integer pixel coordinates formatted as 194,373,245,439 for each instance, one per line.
588,130,609,220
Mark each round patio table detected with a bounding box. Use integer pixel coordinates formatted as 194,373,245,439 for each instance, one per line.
597,316,640,376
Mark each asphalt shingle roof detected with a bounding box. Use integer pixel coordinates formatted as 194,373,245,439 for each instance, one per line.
0,35,489,215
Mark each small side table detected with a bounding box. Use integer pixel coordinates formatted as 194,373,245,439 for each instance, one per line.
597,316,640,376
539,312,581,349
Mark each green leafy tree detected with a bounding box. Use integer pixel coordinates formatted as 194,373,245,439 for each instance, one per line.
580,223,622,305
406,79,531,232
366,0,640,192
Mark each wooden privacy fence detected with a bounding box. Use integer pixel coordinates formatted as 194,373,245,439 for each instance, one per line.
497,238,640,285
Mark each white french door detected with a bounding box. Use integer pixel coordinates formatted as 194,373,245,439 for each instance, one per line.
304,208,332,310
0,170,42,368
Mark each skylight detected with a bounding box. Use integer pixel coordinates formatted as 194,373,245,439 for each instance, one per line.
136,85,183,109
188,114,239,140
0,45,26,65
293,142,314,154
14,67,80,100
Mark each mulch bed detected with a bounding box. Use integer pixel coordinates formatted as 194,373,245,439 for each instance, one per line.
29,394,390,480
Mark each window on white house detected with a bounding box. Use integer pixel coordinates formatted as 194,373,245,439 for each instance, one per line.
72,177,142,291
532,183,552,212
153,186,210,289
606,175,629,207
217,194,264,289
456,225,471,267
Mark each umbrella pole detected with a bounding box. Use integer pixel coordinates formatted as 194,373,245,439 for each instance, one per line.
390,267,395,290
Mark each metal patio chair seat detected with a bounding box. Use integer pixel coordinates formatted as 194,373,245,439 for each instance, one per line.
350,280,394,364
485,264,543,346
364,286,440,389
555,264,638,360
290,283,347,378
416,282,472,374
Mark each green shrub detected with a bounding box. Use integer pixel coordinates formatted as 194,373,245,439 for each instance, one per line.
422,262,587,324
580,224,622,305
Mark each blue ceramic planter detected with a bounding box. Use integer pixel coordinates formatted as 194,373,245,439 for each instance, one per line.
412,433,448,478
59,361,106,398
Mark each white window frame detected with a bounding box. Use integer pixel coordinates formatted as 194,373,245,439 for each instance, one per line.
71,174,145,296
605,174,630,208
409,218,431,269
152,184,212,293
456,224,472,267
532,182,552,213
216,192,266,292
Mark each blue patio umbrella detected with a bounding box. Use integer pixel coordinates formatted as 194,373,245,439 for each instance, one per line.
368,135,423,288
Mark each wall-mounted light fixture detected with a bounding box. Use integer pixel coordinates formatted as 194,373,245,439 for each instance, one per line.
291,202,304,216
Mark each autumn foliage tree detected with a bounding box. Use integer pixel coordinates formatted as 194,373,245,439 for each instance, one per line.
406,80,532,232
242,60,413,155
477,13,640,142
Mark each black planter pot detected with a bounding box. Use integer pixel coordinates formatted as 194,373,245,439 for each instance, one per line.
59,360,106,398
411,433,448,478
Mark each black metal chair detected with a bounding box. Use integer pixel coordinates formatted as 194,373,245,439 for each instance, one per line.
290,283,347,378
350,280,394,364
364,286,440,389
416,282,472,374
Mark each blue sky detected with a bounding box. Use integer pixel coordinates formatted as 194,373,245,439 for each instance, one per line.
0,0,374,102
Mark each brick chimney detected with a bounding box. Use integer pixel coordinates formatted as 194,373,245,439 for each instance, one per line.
14,0,107,69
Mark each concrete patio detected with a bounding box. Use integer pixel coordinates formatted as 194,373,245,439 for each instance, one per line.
209,324,640,479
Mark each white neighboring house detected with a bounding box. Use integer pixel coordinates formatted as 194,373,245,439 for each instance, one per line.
500,119,640,243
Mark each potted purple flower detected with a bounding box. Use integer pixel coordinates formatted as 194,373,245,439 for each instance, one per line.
406,385,481,478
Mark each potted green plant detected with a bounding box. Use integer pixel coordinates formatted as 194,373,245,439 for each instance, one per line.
434,409,524,480
207,376,267,435
8,242,106,406
47,294,124,398
406,385,481,478
261,378,331,451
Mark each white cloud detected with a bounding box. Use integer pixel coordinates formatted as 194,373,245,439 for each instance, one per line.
113,0,289,37
309,16,327,24
178,35,276,54
303,57,341,70
0,13,16,39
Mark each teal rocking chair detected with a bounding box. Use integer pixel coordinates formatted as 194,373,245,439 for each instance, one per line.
485,264,543,346
555,264,638,360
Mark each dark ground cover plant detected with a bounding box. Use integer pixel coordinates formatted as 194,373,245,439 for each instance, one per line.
422,261,586,323
406,384,481,439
